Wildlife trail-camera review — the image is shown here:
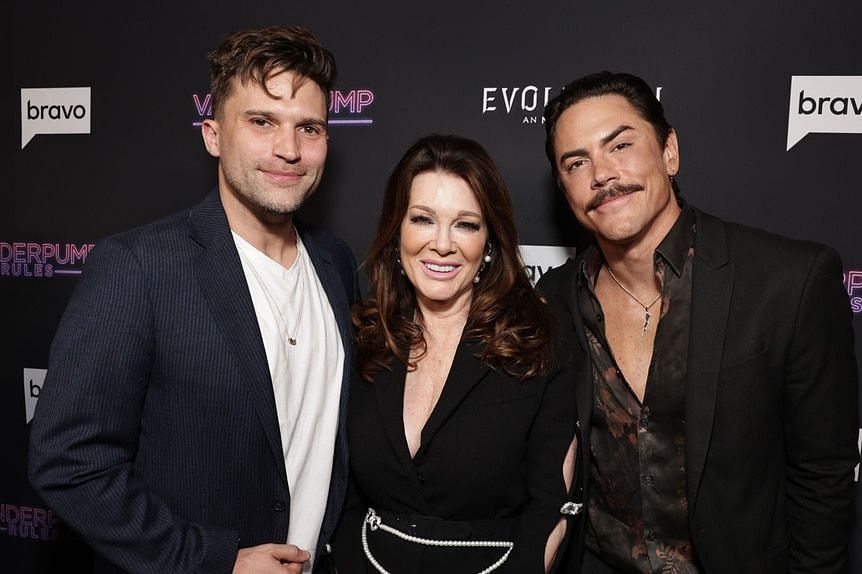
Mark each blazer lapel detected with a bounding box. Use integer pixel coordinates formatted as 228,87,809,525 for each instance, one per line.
297,223,354,519
298,222,352,361
189,191,287,484
563,262,594,475
685,209,733,509
416,339,490,461
369,341,490,475
373,360,418,479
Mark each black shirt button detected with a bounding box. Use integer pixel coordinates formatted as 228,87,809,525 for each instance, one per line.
644,474,655,487
274,500,286,512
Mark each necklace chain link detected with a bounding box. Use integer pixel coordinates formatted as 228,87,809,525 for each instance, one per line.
605,264,661,336
238,242,305,346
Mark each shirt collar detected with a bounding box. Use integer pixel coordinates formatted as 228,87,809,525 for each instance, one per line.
578,199,695,284
655,200,695,278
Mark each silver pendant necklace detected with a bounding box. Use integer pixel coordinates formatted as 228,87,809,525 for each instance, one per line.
605,264,661,336
238,245,306,346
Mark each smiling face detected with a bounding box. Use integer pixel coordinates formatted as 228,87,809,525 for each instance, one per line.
553,94,680,249
399,171,489,316
201,69,328,224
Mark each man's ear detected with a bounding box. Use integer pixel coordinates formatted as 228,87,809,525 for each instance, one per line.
663,128,680,175
201,119,220,158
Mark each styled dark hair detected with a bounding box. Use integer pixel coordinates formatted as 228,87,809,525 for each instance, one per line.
544,72,675,185
354,134,555,382
207,25,336,118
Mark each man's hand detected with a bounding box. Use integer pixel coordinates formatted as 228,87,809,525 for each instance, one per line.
233,543,311,574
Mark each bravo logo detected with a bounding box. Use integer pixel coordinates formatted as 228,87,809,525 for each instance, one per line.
21,87,91,149
519,244,577,285
24,368,46,424
786,76,862,150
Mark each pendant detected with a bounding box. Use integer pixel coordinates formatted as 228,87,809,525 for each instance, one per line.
288,337,297,346
641,309,651,337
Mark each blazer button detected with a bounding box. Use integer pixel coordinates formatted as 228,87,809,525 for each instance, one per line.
274,500,287,512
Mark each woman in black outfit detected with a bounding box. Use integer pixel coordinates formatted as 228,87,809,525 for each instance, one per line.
331,134,579,573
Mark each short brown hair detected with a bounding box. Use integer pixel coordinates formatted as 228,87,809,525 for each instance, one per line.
207,26,336,118
354,134,555,382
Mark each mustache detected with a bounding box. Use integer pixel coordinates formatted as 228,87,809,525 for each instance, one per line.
586,183,644,211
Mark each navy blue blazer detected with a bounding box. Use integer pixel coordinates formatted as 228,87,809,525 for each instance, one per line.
538,207,858,573
29,190,359,574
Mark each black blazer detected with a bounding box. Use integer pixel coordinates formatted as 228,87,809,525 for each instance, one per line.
29,190,359,574
538,207,858,573
330,339,579,573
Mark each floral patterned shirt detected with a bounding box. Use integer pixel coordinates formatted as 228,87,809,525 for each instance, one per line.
578,205,701,573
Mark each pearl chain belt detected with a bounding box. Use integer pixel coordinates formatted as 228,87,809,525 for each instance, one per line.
361,508,514,574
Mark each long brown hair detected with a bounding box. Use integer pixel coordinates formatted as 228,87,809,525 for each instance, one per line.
354,134,554,382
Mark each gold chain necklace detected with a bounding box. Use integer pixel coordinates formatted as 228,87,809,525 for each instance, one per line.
238,245,306,346
604,264,661,337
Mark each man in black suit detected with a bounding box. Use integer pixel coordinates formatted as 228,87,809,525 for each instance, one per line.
29,26,358,574
537,71,858,573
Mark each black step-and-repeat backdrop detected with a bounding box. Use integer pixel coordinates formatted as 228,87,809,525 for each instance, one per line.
5,2,861,571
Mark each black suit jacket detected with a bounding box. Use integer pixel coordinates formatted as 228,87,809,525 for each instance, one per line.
538,207,858,573
29,190,359,574
330,339,579,573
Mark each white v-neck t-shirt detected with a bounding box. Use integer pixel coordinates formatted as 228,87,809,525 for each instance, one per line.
233,231,344,571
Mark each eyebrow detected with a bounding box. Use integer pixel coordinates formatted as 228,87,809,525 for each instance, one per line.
243,110,276,120
242,110,327,127
557,124,634,164
410,204,482,218
601,125,633,146
302,117,328,128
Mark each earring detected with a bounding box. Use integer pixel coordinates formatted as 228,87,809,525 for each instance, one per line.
473,244,493,284
395,254,405,275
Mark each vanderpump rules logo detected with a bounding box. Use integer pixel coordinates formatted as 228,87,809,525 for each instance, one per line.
0,503,60,541
191,88,376,127
482,84,665,125
845,269,862,314
0,242,95,278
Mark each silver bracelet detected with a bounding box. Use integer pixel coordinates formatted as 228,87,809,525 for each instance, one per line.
559,501,583,516
361,508,514,574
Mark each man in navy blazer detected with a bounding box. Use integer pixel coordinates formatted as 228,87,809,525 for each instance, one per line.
29,26,358,574
538,72,858,572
